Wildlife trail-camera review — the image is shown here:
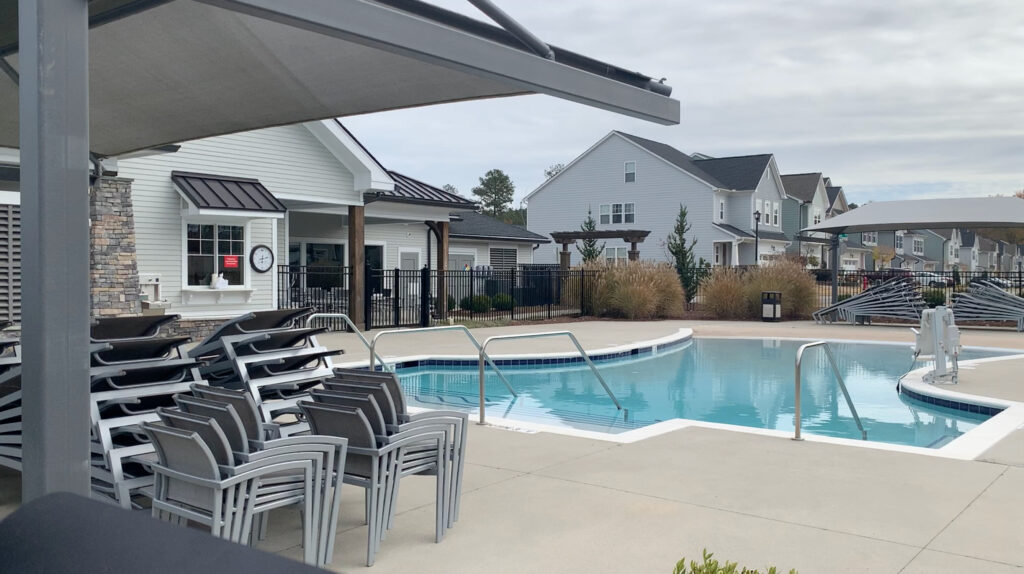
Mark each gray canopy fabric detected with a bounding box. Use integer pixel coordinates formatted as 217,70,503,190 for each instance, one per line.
801,197,1024,234
0,0,680,156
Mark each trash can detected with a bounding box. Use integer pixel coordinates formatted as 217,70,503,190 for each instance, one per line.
762,291,781,322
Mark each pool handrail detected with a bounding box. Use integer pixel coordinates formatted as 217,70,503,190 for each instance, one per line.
794,341,867,441
478,331,624,425
368,325,517,396
304,313,391,372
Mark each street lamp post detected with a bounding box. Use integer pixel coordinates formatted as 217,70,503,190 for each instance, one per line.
753,210,761,266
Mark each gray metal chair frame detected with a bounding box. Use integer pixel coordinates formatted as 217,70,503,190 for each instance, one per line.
953,280,1024,331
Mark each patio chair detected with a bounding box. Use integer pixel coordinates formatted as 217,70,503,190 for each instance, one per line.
91,314,181,342
141,420,319,565
91,336,191,366
298,400,449,566
188,308,315,361
173,394,349,566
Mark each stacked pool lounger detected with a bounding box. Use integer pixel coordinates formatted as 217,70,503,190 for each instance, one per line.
952,280,1024,331
0,336,21,471
813,277,924,325
89,314,207,508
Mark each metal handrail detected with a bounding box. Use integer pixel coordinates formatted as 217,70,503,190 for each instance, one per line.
794,341,867,441
478,331,624,425
304,313,391,372
369,325,517,396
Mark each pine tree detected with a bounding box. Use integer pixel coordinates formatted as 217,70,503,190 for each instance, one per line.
666,204,701,302
471,169,515,217
576,210,605,263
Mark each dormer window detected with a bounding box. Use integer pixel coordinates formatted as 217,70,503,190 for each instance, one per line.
624,161,636,183
719,199,725,221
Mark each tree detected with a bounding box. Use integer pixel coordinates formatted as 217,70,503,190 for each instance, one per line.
471,169,515,217
871,246,896,269
500,207,527,227
666,204,701,302
442,184,459,195
847,202,859,210
576,210,605,263
544,163,565,179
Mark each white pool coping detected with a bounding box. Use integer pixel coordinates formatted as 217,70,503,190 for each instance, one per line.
336,328,1024,460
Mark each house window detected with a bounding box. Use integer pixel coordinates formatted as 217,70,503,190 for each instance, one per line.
772,202,780,226
605,247,628,265
599,204,610,225
624,203,635,224
862,232,877,245
895,233,904,250
719,199,726,221
612,203,623,224
601,203,634,224
949,244,955,258
624,161,636,183
813,209,822,225
489,248,518,271
187,223,244,286
913,238,924,255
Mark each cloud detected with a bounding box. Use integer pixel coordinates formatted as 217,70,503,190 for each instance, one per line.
342,0,1024,205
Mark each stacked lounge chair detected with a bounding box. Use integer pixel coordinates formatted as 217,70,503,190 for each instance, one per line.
188,308,342,435
813,278,924,324
0,337,21,470
952,280,1024,331
89,314,207,507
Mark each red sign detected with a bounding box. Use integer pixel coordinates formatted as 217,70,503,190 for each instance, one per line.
223,255,239,269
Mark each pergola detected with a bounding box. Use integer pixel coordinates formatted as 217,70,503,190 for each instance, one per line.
801,197,1024,302
549,230,651,268
0,0,679,501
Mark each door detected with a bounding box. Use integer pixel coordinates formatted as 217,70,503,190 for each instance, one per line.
365,245,384,295
305,242,344,289
399,251,420,301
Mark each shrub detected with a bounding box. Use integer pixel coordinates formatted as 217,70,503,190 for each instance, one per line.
571,261,684,319
459,294,492,313
922,288,947,308
673,549,796,574
446,294,457,312
701,268,749,319
837,293,852,302
492,293,514,311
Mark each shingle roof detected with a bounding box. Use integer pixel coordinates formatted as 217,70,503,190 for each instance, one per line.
978,236,997,251
691,154,773,191
780,173,822,203
713,223,753,238
171,171,286,212
933,229,954,240
615,132,772,191
449,211,549,243
756,230,791,242
369,171,477,208
959,229,976,247
826,186,843,208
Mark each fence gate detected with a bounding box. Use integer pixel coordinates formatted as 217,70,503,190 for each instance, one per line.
364,265,431,330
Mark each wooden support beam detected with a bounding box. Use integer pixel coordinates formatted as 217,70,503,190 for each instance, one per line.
348,205,365,324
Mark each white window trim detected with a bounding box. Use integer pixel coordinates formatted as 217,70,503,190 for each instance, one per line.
624,202,635,224
772,201,780,226
397,246,424,270
365,240,388,269
720,199,727,222
624,161,636,183
181,219,252,290
599,203,611,225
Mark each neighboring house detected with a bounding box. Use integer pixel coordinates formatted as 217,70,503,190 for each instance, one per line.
2,121,542,323
839,232,875,270
824,178,849,216
959,230,981,271
996,240,1014,271
931,229,961,271
780,172,830,267
525,131,790,268
976,236,999,271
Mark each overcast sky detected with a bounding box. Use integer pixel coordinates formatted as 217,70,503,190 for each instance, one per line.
343,0,1024,207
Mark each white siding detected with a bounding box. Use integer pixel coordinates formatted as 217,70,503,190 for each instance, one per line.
527,134,717,266
119,124,358,317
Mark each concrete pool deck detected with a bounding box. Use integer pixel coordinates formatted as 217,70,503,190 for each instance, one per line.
1,319,1022,572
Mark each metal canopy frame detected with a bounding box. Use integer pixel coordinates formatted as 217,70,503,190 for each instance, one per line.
12,0,680,501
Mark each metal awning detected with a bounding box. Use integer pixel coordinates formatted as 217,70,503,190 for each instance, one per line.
172,171,286,215
0,0,680,157
802,197,1024,234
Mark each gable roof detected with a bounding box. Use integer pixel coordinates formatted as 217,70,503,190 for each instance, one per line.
171,171,286,213
978,236,997,251
826,186,843,208
959,229,977,247
614,132,771,191
370,171,477,208
932,229,955,240
780,173,822,203
691,154,773,191
449,210,549,243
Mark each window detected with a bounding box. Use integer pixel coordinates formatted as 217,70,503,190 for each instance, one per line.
604,247,628,265
949,244,955,258
720,200,726,221
624,203,635,224
599,204,610,224
862,231,877,245
772,202,780,226
489,248,518,270
895,233,904,250
187,223,244,286
600,203,634,225
813,209,822,225
612,203,623,224
913,238,924,255
624,161,636,183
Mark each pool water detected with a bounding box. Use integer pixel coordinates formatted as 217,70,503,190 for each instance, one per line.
395,338,1011,448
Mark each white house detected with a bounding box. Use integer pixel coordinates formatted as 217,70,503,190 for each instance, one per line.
525,131,790,267
780,172,831,267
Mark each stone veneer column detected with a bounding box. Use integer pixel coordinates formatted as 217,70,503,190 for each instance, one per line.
90,177,141,317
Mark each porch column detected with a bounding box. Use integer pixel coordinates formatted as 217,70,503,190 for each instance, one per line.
731,242,740,266
626,239,640,261
20,0,92,500
559,241,573,270
435,221,449,319
348,205,365,324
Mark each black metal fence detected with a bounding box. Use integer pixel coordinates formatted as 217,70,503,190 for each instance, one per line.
442,265,593,323
812,269,1024,307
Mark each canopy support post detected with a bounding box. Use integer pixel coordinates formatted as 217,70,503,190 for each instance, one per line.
830,234,840,304
19,0,92,500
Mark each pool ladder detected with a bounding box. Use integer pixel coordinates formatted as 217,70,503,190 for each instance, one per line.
794,341,867,441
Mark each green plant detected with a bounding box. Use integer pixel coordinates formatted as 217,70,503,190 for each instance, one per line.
576,209,605,263
922,288,947,308
446,294,457,312
459,294,492,313
492,293,514,311
673,549,796,574
666,204,702,303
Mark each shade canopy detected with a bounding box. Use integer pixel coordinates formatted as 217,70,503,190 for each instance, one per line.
801,197,1024,234
0,0,679,157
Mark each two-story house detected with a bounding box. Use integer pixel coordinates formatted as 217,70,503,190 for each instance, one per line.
931,229,961,270
780,173,831,267
525,131,790,267
977,236,999,271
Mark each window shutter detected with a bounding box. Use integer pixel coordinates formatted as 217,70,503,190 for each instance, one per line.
489,248,517,270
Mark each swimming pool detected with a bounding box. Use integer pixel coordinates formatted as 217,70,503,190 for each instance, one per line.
394,338,1012,448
